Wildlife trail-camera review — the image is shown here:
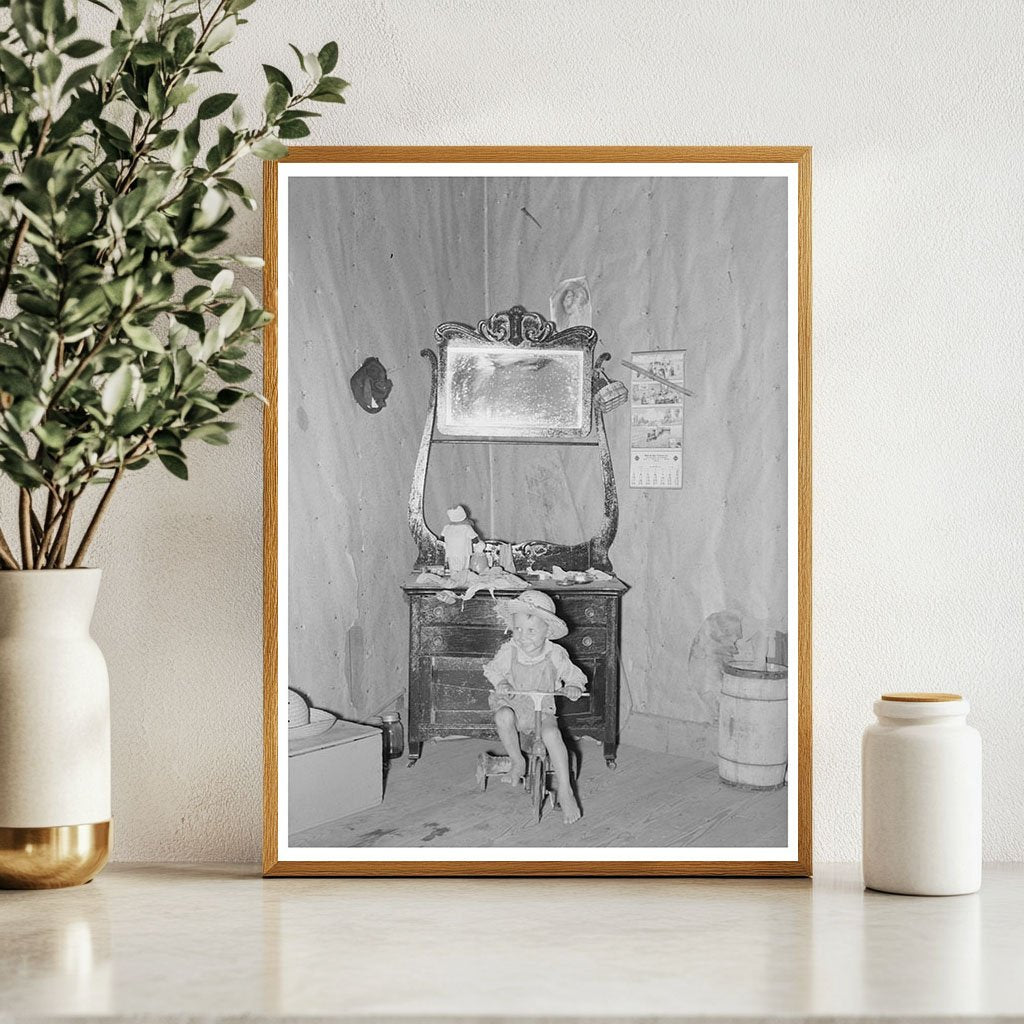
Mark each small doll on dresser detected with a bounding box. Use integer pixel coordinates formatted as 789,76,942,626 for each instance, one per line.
441,505,478,573
483,590,587,823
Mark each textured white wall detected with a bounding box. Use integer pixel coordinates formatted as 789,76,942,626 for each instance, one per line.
85,0,1024,862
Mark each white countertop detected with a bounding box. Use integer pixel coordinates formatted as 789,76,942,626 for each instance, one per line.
2,862,1022,1021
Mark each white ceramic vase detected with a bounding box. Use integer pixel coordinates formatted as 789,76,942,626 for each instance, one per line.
0,569,111,888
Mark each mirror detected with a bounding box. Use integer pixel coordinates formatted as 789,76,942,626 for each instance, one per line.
435,306,596,441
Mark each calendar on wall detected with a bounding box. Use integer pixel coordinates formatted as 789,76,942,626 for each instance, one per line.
627,349,685,489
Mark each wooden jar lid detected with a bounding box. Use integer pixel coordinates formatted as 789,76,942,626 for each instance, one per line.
881,692,962,702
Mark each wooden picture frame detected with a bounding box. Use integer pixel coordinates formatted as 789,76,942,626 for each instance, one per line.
263,147,812,877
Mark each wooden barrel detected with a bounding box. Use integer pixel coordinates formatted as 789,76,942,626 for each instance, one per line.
718,661,788,789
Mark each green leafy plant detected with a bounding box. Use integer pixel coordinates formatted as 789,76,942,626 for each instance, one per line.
0,0,345,569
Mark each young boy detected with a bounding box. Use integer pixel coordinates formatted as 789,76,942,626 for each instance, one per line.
484,590,587,824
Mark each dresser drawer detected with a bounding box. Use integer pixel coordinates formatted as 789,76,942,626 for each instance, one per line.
413,594,505,627
416,625,507,656
559,627,608,657
555,593,611,627
417,624,608,659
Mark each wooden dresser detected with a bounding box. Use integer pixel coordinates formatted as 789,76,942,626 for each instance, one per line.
402,575,628,768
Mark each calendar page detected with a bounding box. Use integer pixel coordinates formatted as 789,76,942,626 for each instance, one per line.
628,350,685,489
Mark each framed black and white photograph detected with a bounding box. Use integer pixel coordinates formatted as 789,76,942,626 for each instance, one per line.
262,147,811,877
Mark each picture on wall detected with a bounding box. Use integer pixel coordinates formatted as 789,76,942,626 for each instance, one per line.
263,147,811,877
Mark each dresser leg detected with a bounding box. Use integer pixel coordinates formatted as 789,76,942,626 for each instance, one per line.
407,740,423,767
604,743,617,770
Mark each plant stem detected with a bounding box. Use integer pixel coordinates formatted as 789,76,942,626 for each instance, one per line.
29,507,43,545
45,299,139,415
18,489,34,569
43,489,56,533
0,217,31,311
70,465,124,568
35,487,65,566
45,492,79,569
0,527,19,570
0,114,52,309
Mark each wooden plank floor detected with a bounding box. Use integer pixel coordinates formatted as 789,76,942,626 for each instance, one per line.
291,739,787,849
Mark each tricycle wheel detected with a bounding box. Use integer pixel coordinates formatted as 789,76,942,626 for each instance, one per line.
528,756,544,822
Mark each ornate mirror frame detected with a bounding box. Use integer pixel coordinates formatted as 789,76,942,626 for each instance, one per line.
435,305,596,440
409,306,617,573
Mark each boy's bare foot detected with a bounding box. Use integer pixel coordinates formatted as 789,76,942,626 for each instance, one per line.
508,753,526,784
559,787,582,824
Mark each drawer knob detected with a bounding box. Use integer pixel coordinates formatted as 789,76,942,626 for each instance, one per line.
431,637,443,650
582,636,594,648
585,607,596,619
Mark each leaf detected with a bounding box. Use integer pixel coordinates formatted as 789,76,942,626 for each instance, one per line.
300,51,321,80
262,63,292,95
197,327,220,362
228,254,263,269
189,422,230,445
101,364,133,414
173,26,196,65
41,0,66,33
317,41,339,75
198,91,237,119
166,82,199,107
0,49,33,86
0,456,46,487
195,187,227,228
263,81,288,118
9,399,45,432
277,120,310,140
318,76,349,93
96,43,128,81
34,421,70,449
203,15,236,54
111,405,151,435
149,128,177,149
38,51,63,86
121,0,152,33
158,452,188,479
216,388,247,408
217,296,246,340
309,88,346,104
61,62,98,96
251,137,287,160
113,187,148,228
180,365,206,391
10,1,44,52
132,42,168,66
144,74,163,117
63,38,104,58
123,321,164,353
214,362,251,384
210,268,234,294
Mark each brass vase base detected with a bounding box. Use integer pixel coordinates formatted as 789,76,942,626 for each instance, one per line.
0,821,110,889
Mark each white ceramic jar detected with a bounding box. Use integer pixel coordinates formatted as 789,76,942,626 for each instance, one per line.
862,693,981,896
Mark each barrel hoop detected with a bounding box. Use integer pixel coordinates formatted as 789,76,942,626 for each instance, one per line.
719,693,787,703
717,754,788,768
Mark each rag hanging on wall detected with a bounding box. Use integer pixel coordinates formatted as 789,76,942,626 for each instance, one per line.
349,357,393,413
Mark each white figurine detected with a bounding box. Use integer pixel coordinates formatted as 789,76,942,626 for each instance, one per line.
441,505,478,573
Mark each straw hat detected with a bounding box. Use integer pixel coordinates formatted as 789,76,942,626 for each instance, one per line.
498,589,568,640
287,689,337,739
